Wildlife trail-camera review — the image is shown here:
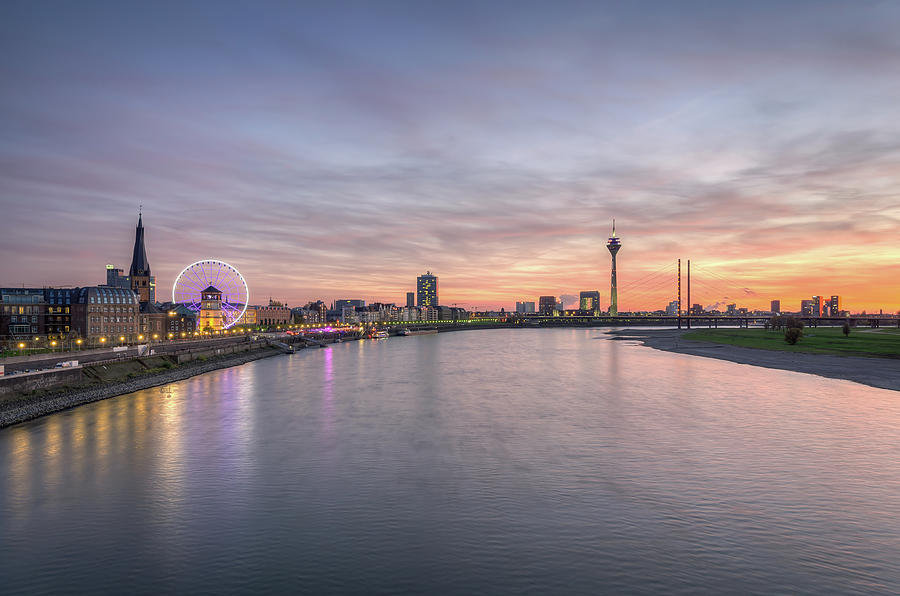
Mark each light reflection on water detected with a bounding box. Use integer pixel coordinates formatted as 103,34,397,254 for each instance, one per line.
1,329,899,595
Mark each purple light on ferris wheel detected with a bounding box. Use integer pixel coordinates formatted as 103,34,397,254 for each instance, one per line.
172,259,249,328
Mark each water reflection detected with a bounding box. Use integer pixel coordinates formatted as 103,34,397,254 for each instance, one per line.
1,329,899,595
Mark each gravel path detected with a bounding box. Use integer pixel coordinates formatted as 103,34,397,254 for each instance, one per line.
609,329,900,392
0,347,281,429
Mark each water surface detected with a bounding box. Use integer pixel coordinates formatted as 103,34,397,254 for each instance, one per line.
2,329,899,594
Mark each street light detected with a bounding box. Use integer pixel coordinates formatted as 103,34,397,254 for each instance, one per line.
152,334,158,340
138,334,144,341
100,337,107,344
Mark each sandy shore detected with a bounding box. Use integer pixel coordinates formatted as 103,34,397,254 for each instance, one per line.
610,329,900,392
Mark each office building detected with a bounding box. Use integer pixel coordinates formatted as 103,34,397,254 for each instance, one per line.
406,292,415,308
417,271,438,307
105,265,130,289
579,290,601,312
770,300,781,314
515,301,536,314
335,299,365,316
665,300,679,316
810,295,824,317
828,295,842,316
538,295,557,315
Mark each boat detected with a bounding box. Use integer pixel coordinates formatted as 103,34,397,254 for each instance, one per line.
373,330,389,339
397,328,437,336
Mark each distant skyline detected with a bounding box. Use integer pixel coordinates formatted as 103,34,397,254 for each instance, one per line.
2,1,900,312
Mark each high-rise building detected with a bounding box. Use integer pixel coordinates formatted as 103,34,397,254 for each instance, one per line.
417,271,438,307
811,295,823,317
129,212,152,303
828,295,842,316
105,265,130,289
727,304,736,315
515,301,536,314
800,299,815,316
579,290,601,312
770,300,781,314
538,296,557,315
406,292,415,308
606,220,621,316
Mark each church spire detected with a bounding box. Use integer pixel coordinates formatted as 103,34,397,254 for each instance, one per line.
129,211,150,277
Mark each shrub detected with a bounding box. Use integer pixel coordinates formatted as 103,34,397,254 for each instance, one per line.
842,322,850,337
785,317,804,330
784,327,802,345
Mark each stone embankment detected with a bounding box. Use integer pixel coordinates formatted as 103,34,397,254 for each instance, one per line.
0,347,279,429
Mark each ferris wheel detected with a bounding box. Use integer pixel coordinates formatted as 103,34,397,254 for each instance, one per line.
172,259,249,328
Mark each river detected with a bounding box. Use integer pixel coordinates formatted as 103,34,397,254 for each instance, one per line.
1,329,898,594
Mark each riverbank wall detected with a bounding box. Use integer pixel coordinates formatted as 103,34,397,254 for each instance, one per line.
0,345,282,429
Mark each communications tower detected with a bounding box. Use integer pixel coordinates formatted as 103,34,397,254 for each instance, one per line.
606,220,621,316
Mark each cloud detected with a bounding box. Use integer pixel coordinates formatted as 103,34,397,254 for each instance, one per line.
1,1,900,312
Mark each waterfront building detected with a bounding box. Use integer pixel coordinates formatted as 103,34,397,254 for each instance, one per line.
71,286,141,345
297,301,327,324
44,288,74,338
129,212,153,304
239,306,258,326
726,304,736,315
159,303,196,335
406,292,415,308
579,291,601,312
0,288,47,339
256,299,291,327
606,221,622,316
691,304,704,316
417,271,438,307
770,300,781,314
538,295,557,315
515,301,536,314
197,286,225,332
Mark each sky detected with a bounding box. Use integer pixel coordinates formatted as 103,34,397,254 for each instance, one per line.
2,0,900,313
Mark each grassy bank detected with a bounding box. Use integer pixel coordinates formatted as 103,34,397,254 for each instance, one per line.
682,327,900,358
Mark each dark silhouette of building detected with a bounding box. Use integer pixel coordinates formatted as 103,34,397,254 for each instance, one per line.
770,300,781,313
417,271,438,307
129,212,153,303
538,295,557,315
406,292,415,308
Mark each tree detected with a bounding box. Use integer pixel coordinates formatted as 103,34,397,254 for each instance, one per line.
784,327,802,345
842,322,850,337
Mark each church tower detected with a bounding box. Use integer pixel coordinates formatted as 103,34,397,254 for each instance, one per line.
129,211,152,303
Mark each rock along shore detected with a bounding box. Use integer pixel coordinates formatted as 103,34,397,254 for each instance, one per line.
609,328,900,392
0,347,281,429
